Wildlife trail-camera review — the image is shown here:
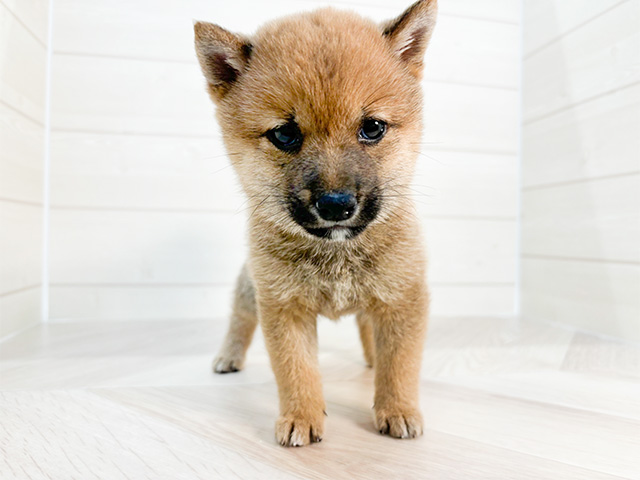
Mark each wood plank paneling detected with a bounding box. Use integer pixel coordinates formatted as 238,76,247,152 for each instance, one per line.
1,0,49,44
49,210,247,284
0,1,47,336
523,1,640,122
521,258,640,342
51,0,398,62
48,283,515,321
49,132,242,211
523,83,640,187
430,284,515,316
425,15,518,89
306,0,521,24
523,0,624,55
522,0,640,341
522,175,640,263
414,151,517,218
0,3,47,122
425,0,520,23
0,104,43,204
50,52,518,150
423,83,518,152
48,0,520,319
0,201,42,295
0,287,41,339
48,210,514,287
426,218,517,284
52,0,518,89
50,55,218,136
49,284,235,321
50,135,516,218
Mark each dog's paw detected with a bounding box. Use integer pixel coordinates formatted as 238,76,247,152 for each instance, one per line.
212,353,244,374
275,413,324,447
374,406,423,439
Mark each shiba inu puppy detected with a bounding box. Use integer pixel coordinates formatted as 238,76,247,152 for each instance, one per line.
194,0,437,446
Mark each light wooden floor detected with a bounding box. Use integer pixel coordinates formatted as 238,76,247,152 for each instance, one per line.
1,316,639,479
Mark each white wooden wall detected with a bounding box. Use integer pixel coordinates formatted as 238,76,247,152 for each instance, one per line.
0,0,48,338
45,0,519,321
521,0,640,341
5,1,637,342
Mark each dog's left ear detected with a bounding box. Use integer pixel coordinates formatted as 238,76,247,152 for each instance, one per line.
194,21,252,102
382,0,438,79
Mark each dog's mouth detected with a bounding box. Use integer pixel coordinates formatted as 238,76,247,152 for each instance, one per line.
288,190,380,241
304,225,368,240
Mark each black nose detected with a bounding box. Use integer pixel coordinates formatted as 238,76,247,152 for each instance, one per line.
315,192,357,222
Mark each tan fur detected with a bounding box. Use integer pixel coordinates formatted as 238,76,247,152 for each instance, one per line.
195,0,437,446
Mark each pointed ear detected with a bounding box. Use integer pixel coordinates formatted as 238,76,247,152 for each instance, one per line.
381,0,438,79
194,21,252,101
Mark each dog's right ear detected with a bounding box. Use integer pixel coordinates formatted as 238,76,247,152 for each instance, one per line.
194,21,252,101
382,0,437,79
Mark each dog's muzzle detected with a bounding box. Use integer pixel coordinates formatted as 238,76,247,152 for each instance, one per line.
288,189,380,240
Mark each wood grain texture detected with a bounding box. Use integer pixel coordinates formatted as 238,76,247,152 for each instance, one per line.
46,0,519,320
1,317,638,479
428,284,515,317
51,0,399,62
523,0,625,55
0,0,47,338
423,15,519,89
0,0,49,44
0,286,41,340
413,151,517,218
521,0,640,342
423,83,518,153
52,0,518,88
522,83,640,187
46,210,517,320
48,209,515,286
49,284,236,321
0,3,47,123
48,283,516,321
425,218,517,283
522,174,640,263
49,136,517,218
50,55,218,137
49,52,518,151
0,201,42,295
49,132,242,211
48,209,247,284
306,0,521,24
523,0,640,122
0,102,44,205
561,332,640,380
521,258,640,342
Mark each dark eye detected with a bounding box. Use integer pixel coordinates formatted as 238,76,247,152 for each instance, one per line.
359,119,387,143
266,122,303,152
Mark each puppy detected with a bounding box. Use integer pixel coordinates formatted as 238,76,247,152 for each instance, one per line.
194,0,437,447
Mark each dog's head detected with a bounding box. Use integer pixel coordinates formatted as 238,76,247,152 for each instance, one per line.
195,0,437,241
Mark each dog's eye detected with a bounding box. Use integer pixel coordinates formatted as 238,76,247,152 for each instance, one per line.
266,122,303,152
359,119,387,143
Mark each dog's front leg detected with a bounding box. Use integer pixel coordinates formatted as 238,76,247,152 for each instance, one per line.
260,300,325,447
370,292,428,439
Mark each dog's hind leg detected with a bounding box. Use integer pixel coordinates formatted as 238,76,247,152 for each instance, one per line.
213,263,258,373
356,312,375,368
